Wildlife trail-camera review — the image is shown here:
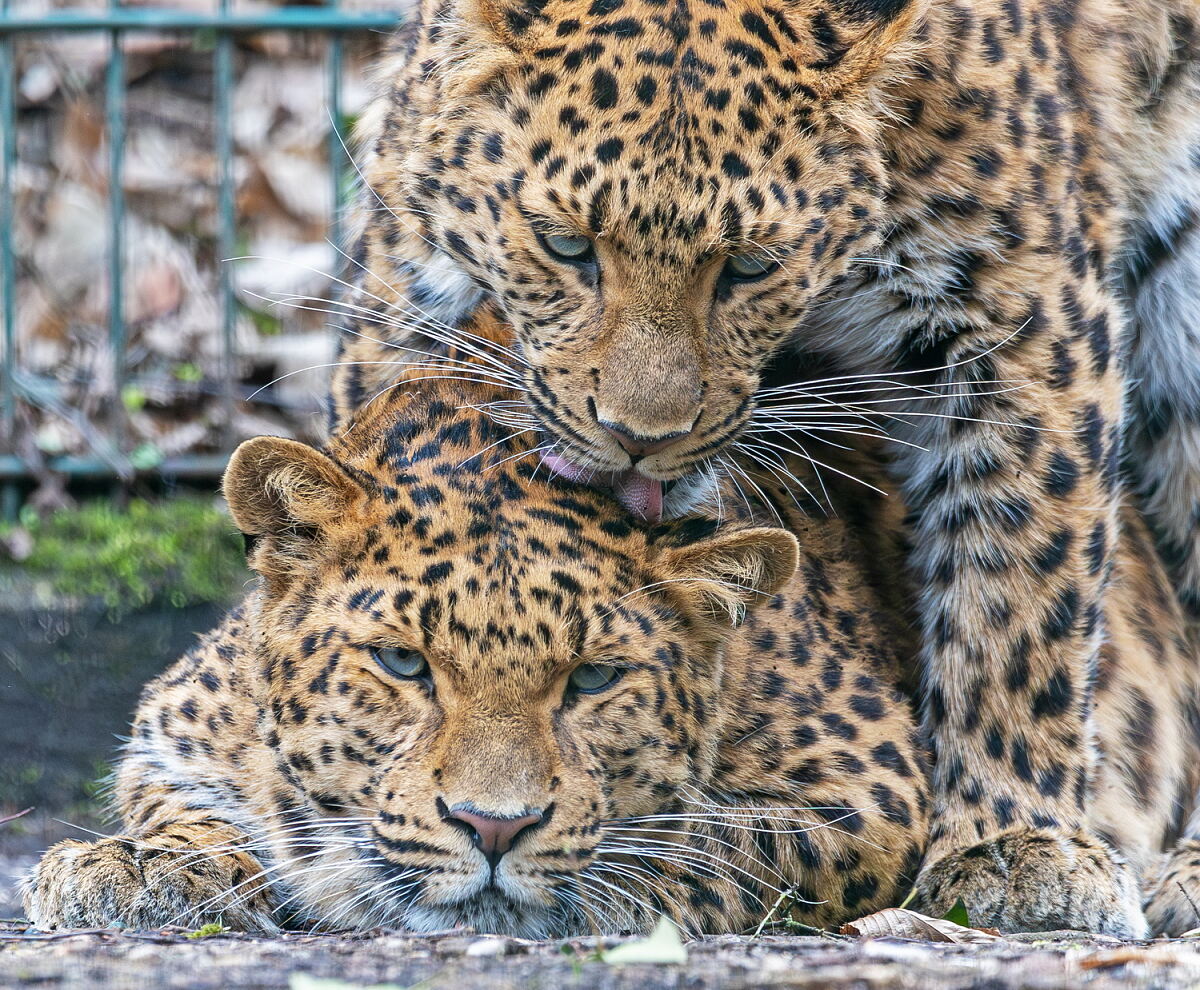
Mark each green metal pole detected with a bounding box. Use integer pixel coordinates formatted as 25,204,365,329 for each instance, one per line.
0,10,401,31
106,0,126,473
327,0,344,256
1,0,18,520
215,0,236,447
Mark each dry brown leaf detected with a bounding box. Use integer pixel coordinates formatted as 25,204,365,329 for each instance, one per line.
840,908,1001,943
1080,948,1186,970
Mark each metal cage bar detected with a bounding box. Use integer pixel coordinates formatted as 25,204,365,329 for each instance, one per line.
215,0,237,448
0,3,402,518
0,0,17,520
107,0,126,457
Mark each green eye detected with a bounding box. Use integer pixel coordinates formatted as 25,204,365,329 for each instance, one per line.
540,231,594,262
724,253,778,280
372,647,430,681
568,663,623,694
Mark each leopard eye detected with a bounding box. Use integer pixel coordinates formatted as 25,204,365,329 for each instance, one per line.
540,231,594,263
723,253,779,281
568,663,623,694
372,647,429,681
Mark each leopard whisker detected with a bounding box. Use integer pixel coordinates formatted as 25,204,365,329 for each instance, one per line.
586,860,677,920
731,440,827,512
738,434,890,496
595,841,773,903
574,869,657,933
716,454,772,523
598,827,791,891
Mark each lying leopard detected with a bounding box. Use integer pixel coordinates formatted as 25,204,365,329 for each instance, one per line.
331,0,1200,935
22,316,927,936
22,311,1200,937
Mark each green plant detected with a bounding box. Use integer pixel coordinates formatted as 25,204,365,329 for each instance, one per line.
3,497,247,616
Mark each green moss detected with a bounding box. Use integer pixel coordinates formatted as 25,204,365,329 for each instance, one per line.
2,498,248,616
187,923,231,939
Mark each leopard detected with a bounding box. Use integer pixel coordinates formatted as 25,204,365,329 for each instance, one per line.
22,308,1200,938
326,0,1200,936
22,311,931,937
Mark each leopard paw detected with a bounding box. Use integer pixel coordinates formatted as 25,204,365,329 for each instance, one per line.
21,835,276,933
915,828,1147,937
1144,839,1200,936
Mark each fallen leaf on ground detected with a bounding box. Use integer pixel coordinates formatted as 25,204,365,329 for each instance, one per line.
288,975,406,990
840,908,1001,943
602,916,689,965
1079,948,1187,970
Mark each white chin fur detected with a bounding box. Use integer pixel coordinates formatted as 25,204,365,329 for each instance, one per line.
409,250,486,328
663,469,724,520
402,889,565,939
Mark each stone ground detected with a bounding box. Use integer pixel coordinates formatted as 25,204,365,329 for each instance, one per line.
9,834,1200,989
6,919,1200,989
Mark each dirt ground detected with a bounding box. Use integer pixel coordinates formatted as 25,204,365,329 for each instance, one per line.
8,828,1200,989
5,921,1200,989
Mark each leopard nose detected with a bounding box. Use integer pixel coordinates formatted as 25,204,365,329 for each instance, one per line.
599,419,691,458
442,803,545,868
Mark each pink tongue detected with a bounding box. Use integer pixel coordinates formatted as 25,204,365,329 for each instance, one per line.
612,469,664,522
541,454,664,523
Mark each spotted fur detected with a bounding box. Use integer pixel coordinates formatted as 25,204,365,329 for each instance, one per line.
328,0,1200,934
23,308,1200,937
23,315,931,936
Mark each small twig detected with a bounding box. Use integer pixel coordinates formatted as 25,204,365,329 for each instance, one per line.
1177,881,1200,927
752,887,795,938
0,808,33,827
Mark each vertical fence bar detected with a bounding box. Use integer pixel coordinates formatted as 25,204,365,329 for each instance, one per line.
0,8,400,504
106,0,126,465
327,0,343,257
0,0,19,519
214,0,236,446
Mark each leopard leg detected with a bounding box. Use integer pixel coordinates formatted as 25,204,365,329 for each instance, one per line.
898,301,1146,937
678,641,931,935
21,816,275,933
1121,16,1200,622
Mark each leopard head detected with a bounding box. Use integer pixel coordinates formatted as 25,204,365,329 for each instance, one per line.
223,383,797,935
356,0,924,505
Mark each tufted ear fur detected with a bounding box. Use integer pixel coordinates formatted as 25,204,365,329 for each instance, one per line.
436,0,551,100
223,437,365,573
782,0,929,96
660,527,800,628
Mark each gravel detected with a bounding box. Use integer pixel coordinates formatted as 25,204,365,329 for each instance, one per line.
4,922,1200,990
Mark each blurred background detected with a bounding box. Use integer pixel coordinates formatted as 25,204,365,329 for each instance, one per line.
0,0,403,914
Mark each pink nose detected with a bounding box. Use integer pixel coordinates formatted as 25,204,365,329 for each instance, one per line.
444,805,544,867
599,419,691,458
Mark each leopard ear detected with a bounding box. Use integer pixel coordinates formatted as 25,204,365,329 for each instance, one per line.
660,527,799,627
781,0,928,95
438,0,554,99
224,437,365,569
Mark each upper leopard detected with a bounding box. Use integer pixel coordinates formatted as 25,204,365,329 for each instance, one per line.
339,0,919,483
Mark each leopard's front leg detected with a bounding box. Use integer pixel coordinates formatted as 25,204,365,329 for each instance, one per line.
902,299,1145,937
21,816,276,932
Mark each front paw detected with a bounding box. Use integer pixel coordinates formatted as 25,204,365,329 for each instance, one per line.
915,828,1147,937
1144,839,1200,936
21,835,276,932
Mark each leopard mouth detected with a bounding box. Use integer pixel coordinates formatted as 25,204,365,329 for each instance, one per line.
542,452,679,522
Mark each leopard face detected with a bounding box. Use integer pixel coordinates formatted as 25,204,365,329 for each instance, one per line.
361,0,921,485
224,385,796,935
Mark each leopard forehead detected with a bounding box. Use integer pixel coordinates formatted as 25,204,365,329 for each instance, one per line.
283,391,704,667
403,0,898,257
